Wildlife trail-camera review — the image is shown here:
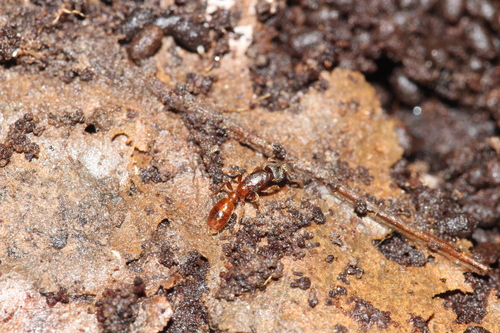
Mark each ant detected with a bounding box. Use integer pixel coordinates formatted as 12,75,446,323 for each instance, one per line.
207,163,290,233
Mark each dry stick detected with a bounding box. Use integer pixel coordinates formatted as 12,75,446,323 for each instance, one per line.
148,79,490,275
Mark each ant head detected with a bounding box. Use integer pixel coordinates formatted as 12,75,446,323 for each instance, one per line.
265,163,287,183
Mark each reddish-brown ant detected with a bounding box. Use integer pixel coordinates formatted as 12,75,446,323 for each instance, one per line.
207,163,289,233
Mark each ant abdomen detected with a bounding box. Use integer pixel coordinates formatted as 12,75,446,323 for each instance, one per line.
207,198,235,234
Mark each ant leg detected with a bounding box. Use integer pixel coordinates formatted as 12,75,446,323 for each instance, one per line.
212,168,245,196
282,163,303,187
267,157,278,164
212,181,233,195
250,167,264,174
226,170,240,178
246,193,263,215
225,165,247,179
260,185,280,195
218,174,242,195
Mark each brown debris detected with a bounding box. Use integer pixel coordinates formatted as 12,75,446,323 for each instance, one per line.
184,73,215,96
40,287,71,307
139,166,171,184
1,0,499,332
127,25,163,63
96,278,172,333
436,274,492,325
0,113,41,167
375,233,428,267
247,0,500,117
409,314,430,333
166,251,210,332
464,326,492,333
326,286,347,306
307,287,319,308
0,26,20,63
346,296,397,330
290,276,311,290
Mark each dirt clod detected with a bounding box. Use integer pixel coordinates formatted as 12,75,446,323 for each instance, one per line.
354,199,368,217
290,276,311,290
347,296,395,330
40,287,70,307
216,199,323,301
332,324,349,333
127,24,163,62
409,314,430,333
0,113,41,167
96,277,146,333
337,261,364,285
184,73,214,95
0,26,20,63
464,326,492,333
140,166,171,184
300,201,326,225
166,251,210,332
437,274,492,325
154,10,210,53
308,288,319,308
375,233,428,267
328,286,347,299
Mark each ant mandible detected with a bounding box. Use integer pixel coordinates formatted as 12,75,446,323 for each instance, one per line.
207,163,290,233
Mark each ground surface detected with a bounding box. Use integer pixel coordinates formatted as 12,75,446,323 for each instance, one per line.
0,1,499,332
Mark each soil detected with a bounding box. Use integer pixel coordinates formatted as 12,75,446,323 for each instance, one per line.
0,0,499,332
